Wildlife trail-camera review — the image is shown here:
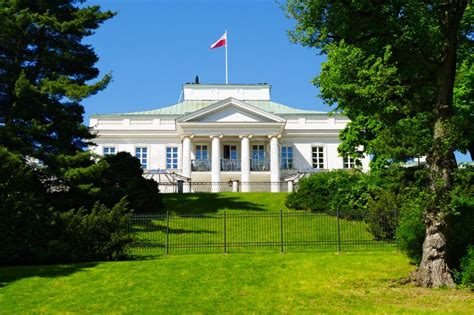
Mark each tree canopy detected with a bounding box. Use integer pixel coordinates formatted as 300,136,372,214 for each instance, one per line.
0,0,114,171
286,0,473,287
0,1,162,265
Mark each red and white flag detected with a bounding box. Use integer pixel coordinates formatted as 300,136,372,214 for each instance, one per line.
210,31,227,49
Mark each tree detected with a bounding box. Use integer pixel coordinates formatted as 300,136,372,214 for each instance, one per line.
0,1,152,265
0,0,114,174
286,0,473,287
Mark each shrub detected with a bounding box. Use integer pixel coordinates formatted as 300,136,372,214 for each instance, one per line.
56,151,163,213
365,188,399,240
103,152,163,212
0,148,139,265
286,170,367,219
395,189,427,263
49,198,134,262
458,246,474,288
286,166,433,245
0,148,54,265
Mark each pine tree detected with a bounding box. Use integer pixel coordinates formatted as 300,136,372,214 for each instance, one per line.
0,0,114,172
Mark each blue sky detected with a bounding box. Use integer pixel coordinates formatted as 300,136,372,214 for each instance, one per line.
82,0,325,118
82,0,471,162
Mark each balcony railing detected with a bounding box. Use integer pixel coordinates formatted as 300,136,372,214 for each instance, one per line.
251,158,270,171
191,158,272,172
221,159,241,172
191,159,211,172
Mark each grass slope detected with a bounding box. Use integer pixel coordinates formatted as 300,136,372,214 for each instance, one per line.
161,192,292,214
133,193,384,255
1,252,473,313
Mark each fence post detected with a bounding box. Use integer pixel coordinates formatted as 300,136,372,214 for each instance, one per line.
280,209,284,253
177,180,184,193
336,207,341,253
224,211,227,254
166,211,170,255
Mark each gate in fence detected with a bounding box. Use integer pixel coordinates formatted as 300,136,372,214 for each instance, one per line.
127,210,397,255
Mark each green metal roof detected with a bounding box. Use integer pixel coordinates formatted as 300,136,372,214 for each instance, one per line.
92,100,326,118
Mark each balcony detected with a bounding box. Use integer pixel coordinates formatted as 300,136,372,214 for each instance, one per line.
221,159,241,172
192,159,242,172
191,158,272,172
191,159,211,172
251,159,270,171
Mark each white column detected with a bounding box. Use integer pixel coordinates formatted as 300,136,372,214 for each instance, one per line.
240,135,251,192
211,135,221,192
288,180,294,193
232,180,239,192
182,136,192,193
270,135,281,192
182,136,192,178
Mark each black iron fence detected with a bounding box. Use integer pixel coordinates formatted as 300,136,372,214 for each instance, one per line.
127,210,397,256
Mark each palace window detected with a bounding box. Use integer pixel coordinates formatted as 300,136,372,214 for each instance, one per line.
166,147,178,169
135,147,148,169
281,146,293,170
223,145,237,160
252,145,265,160
312,146,324,169
195,145,208,160
343,156,360,169
103,146,116,156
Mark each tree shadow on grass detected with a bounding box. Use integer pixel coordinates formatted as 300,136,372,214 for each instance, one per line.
162,193,267,214
0,262,98,288
131,223,216,235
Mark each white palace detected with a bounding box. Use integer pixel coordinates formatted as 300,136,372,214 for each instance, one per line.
89,83,369,192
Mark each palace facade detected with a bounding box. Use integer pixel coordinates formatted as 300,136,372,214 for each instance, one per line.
89,83,369,192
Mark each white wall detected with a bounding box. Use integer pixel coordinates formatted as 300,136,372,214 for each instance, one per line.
92,138,181,170
282,137,370,172
92,135,370,173
183,84,270,101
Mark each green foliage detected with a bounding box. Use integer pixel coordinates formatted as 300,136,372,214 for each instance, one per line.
286,1,473,163
457,246,474,288
53,151,163,213
395,190,428,263
286,169,401,240
365,188,398,241
102,152,163,212
0,2,156,265
286,3,472,285
0,0,114,168
50,198,134,262
396,167,474,267
0,147,53,265
286,170,367,218
0,147,137,265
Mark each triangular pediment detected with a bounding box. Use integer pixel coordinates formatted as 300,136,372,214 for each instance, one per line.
176,98,286,124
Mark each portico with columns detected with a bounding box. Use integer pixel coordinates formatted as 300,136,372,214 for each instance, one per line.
89,83,371,192
179,132,283,192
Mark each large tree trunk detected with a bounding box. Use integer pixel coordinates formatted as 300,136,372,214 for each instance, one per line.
417,115,457,288
415,0,467,288
416,215,454,287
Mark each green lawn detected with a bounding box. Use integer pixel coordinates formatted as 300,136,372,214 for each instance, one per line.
132,193,390,255
1,252,473,314
161,192,292,214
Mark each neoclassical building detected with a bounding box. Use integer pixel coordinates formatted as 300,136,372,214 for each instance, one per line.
89,83,369,192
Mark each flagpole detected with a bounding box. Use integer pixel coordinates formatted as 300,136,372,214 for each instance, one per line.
225,30,228,84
